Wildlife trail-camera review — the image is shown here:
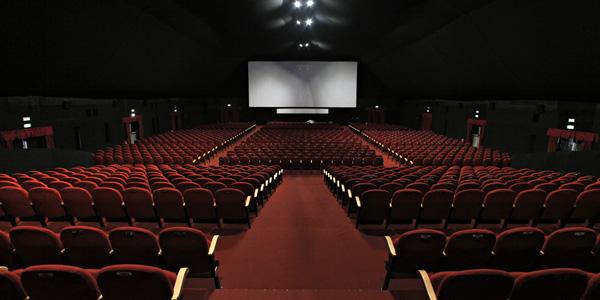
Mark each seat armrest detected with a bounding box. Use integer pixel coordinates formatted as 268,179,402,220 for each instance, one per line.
171,268,190,300
418,270,437,300
347,189,352,199
208,235,219,256
245,196,252,207
355,196,361,208
254,188,259,198
384,236,396,257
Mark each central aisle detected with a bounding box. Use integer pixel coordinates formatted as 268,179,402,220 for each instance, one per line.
215,174,389,289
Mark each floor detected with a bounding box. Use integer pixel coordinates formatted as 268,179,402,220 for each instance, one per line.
216,174,387,289
183,128,426,299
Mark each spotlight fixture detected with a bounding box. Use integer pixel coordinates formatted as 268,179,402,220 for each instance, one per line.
305,42,310,47
305,18,313,26
306,0,315,7
299,43,304,48
375,105,379,109
227,103,232,107
293,1,302,8
296,20,302,25
130,109,136,117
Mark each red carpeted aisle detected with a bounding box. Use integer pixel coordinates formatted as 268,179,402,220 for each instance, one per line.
214,174,389,290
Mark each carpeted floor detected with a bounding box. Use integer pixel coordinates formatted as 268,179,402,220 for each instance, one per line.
214,174,389,289
187,130,427,299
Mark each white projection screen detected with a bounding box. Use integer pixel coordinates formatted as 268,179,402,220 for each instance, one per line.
248,61,357,108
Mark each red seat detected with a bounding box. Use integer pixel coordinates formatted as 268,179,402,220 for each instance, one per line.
0,187,36,224
99,181,125,192
154,188,186,225
447,189,482,227
0,231,15,270
21,265,100,300
0,267,26,300
406,182,430,194
217,178,236,187
538,227,596,269
560,182,585,193
122,187,157,225
0,181,19,188
60,226,113,268
355,189,390,228
490,227,545,271
383,229,446,289
203,182,228,196
569,190,600,226
534,182,558,193
91,187,128,226
441,229,495,271
482,182,507,195
73,180,98,192
109,227,162,267
584,183,600,191
430,269,514,300
510,268,589,300
159,227,220,288
478,189,515,226
387,189,422,228
20,180,47,191
347,183,377,211
509,182,533,193
61,187,98,224
184,188,218,225
97,264,178,300
510,189,546,226
175,181,201,193
583,273,600,300
46,181,73,191
29,187,68,228
230,182,259,213
9,226,65,266
539,189,578,226
380,183,404,194
215,188,252,228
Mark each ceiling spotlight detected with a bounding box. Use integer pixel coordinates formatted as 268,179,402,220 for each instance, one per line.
305,42,310,47
305,18,313,26
293,1,302,8
306,0,315,7
296,20,302,25
227,103,232,107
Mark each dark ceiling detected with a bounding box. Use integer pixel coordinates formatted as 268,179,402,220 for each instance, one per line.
1,0,599,100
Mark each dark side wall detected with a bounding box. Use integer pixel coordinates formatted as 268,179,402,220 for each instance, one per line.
0,149,94,173
0,97,221,152
2,98,599,157
383,100,600,154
